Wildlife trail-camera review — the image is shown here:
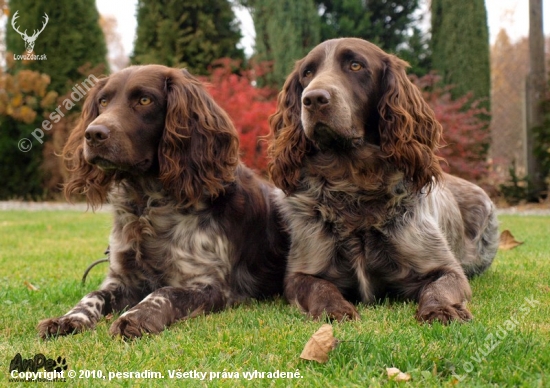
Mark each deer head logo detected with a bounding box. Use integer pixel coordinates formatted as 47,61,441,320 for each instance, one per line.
11,10,49,53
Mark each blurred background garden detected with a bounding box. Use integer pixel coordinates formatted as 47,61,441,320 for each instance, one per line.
0,0,548,206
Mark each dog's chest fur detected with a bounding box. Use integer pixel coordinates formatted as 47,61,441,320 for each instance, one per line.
284,167,418,300
298,164,412,231
107,183,232,293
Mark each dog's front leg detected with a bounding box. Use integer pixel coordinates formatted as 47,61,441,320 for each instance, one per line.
285,272,360,321
416,270,473,324
109,284,227,339
386,215,474,324
283,217,361,321
37,277,141,339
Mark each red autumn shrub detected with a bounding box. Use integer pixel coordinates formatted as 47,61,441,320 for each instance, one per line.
412,73,491,184
202,59,277,174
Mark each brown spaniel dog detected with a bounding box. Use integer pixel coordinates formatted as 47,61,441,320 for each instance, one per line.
269,38,499,324
38,65,288,339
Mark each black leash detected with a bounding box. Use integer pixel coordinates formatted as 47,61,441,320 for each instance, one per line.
81,247,110,285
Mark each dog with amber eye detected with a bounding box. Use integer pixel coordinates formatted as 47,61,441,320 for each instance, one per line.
38,65,289,339
268,38,499,324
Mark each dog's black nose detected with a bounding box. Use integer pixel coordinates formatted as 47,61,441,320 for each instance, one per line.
302,89,331,111
85,125,110,146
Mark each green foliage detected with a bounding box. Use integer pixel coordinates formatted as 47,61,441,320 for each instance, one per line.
6,0,108,94
0,117,44,199
431,0,490,109
533,83,550,191
132,0,244,75
244,0,429,85
499,161,536,205
315,0,430,76
243,0,320,88
316,0,372,39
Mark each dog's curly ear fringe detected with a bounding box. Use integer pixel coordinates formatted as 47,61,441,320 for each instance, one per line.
159,69,239,207
268,68,310,195
378,55,443,192
62,78,112,210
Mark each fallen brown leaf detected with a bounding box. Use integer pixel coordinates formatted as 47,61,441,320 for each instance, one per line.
300,324,338,363
499,230,524,250
386,367,411,382
24,281,39,291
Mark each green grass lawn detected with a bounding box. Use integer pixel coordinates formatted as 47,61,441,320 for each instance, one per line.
1,210,549,387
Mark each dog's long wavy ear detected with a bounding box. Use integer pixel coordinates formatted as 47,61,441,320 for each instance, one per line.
63,77,111,209
268,66,310,194
378,55,443,192
159,69,239,207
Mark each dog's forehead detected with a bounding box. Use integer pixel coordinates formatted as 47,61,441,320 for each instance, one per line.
306,38,387,68
104,66,169,90
303,40,337,62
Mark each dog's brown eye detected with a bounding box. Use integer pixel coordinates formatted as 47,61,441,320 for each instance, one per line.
99,98,108,107
303,69,313,78
350,62,363,71
139,97,152,105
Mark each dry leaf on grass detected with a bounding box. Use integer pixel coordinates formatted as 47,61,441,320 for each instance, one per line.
386,367,400,377
24,281,39,291
300,324,338,363
499,230,524,250
386,367,411,382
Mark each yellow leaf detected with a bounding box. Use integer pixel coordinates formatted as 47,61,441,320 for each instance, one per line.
11,93,23,108
40,91,58,108
300,324,338,363
19,105,37,124
499,230,524,250
17,70,38,93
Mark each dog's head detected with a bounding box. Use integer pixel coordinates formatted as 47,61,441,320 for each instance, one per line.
63,65,239,208
268,38,443,194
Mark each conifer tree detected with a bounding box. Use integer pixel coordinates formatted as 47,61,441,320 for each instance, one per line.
242,0,320,88
431,0,490,106
132,0,244,75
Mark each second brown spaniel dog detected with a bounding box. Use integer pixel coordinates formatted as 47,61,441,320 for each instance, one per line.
269,38,499,323
38,65,288,339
